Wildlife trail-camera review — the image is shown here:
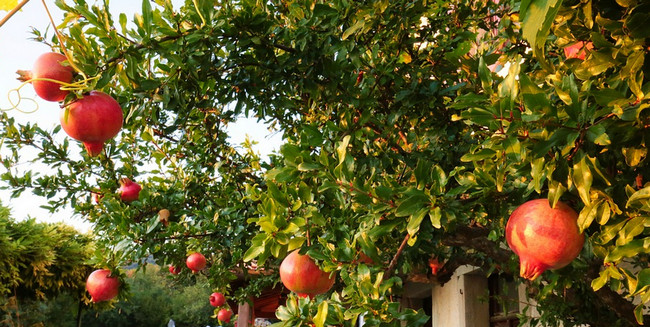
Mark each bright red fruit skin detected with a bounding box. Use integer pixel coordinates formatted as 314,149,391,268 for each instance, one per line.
209,292,226,307
186,252,207,273
118,178,141,202
169,265,181,275
563,41,594,60
506,199,584,280
31,52,74,102
60,91,123,157
86,269,120,302
429,258,443,275
279,250,335,298
217,308,233,322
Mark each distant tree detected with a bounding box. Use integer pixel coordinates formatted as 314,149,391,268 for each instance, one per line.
0,201,93,326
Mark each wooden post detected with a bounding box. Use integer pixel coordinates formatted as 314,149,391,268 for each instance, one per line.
237,300,253,327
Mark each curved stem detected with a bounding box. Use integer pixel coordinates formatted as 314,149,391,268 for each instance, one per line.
192,0,206,26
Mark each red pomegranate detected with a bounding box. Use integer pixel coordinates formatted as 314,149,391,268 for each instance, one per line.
428,257,443,275
168,265,181,275
18,52,74,102
209,292,226,307
217,308,233,323
506,199,584,280
279,250,335,298
186,252,207,273
118,178,141,202
563,41,594,60
86,269,121,302
60,91,123,157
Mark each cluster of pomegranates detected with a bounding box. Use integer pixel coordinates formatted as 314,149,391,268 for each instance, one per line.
21,52,123,157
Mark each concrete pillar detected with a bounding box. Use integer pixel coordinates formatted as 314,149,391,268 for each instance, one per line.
237,301,252,327
431,266,489,327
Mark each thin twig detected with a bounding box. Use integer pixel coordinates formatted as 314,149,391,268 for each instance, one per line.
385,233,410,279
0,0,30,29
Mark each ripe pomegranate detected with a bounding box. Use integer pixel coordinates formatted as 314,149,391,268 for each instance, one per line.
60,91,123,156
186,252,207,273
506,199,584,280
118,178,141,202
279,250,335,298
86,269,121,302
168,265,181,275
563,41,594,60
217,308,233,323
209,292,226,307
17,52,74,102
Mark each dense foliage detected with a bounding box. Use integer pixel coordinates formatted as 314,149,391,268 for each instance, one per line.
8,267,214,327
0,202,92,325
1,0,650,326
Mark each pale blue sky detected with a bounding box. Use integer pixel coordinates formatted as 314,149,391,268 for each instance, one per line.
0,1,282,231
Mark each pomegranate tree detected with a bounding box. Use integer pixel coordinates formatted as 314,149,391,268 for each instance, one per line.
86,269,121,302
279,250,335,298
60,91,123,157
18,52,74,102
186,252,207,273
118,178,142,202
506,199,584,280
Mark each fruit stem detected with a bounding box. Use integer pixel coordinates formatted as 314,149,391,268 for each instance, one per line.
40,0,89,82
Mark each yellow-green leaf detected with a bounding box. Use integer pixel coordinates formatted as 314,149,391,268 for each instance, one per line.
0,0,18,11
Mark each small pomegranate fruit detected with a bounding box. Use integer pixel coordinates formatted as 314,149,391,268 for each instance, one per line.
563,41,594,60
280,250,335,298
428,257,443,275
17,52,74,102
86,269,121,302
158,209,170,227
168,265,181,275
60,91,123,156
217,308,233,323
186,252,206,273
506,199,584,280
118,178,141,202
209,292,226,307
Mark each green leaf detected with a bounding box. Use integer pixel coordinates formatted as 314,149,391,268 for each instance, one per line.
243,244,265,262
429,207,442,229
605,238,650,262
632,268,650,295
342,19,364,40
626,4,650,39
314,300,328,327
460,148,496,162
520,0,564,71
626,186,650,208
623,147,647,167
577,200,600,232
586,124,611,146
395,193,429,217
142,0,153,37
572,156,593,205
406,208,428,237
337,135,351,165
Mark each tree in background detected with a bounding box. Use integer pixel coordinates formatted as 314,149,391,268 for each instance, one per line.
0,0,649,326
0,201,93,326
